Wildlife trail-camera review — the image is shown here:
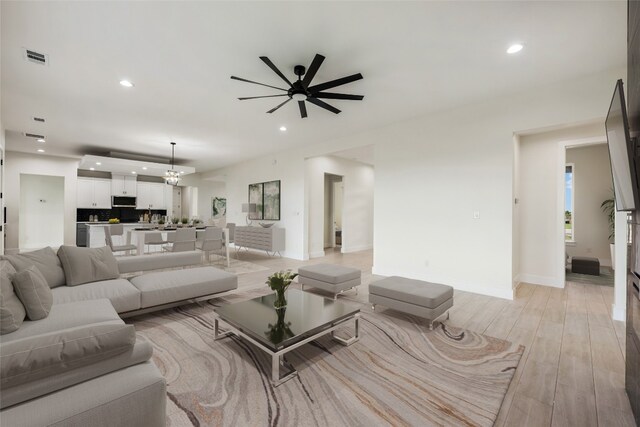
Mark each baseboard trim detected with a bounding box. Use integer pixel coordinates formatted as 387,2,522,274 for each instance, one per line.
341,244,373,254
309,250,325,258
371,267,513,300
612,304,626,322
518,273,564,288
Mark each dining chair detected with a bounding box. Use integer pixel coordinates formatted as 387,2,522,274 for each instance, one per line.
104,226,137,255
163,228,196,252
196,226,224,263
144,232,168,254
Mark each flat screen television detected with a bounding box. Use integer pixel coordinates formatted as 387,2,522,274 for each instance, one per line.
605,79,639,211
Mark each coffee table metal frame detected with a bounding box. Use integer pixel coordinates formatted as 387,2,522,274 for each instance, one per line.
214,312,360,386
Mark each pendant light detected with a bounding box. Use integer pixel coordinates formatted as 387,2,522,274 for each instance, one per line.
164,142,181,186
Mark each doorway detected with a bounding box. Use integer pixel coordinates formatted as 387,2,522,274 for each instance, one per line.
563,143,615,287
19,174,64,250
324,173,343,251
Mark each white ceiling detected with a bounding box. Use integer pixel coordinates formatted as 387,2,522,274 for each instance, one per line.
1,1,627,172
330,145,375,165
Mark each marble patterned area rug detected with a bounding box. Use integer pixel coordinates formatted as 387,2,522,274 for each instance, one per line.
132,289,524,427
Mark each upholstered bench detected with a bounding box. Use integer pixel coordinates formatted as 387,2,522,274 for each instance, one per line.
298,263,361,300
126,266,237,315
571,256,600,276
369,276,454,330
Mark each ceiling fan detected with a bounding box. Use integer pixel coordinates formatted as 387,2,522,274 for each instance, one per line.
231,54,364,118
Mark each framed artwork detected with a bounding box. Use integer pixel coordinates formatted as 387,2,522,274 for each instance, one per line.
263,180,281,220
247,180,281,221
211,197,226,218
248,183,264,220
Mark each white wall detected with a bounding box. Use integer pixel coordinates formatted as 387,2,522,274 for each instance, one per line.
19,174,64,250
518,123,606,287
566,144,613,265
306,156,374,257
5,151,80,251
178,173,226,222
202,67,622,298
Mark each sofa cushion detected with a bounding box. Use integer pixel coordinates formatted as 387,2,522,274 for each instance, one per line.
369,276,454,309
52,279,141,313
57,246,119,286
298,263,361,284
0,335,153,410
0,361,166,427
0,322,136,390
1,247,66,288
0,261,26,334
0,299,121,343
12,266,53,321
117,251,202,274
129,266,237,308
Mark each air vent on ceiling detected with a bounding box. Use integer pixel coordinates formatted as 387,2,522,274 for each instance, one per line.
32,117,45,123
23,49,48,65
24,132,45,139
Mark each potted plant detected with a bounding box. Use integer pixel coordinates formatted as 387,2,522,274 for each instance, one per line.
601,195,616,268
158,218,165,230
266,270,298,309
181,217,189,227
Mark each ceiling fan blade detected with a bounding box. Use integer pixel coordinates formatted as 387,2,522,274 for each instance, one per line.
308,73,363,94
298,101,308,118
230,76,288,91
267,98,291,114
306,97,341,114
301,54,325,89
238,94,288,100
260,56,293,87
313,92,364,101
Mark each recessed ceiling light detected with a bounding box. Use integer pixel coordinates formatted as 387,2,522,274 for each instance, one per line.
507,43,524,54
36,138,45,143
37,148,45,153
131,171,136,174
279,126,287,132
142,166,147,170
89,167,95,171
119,80,134,88
96,162,101,165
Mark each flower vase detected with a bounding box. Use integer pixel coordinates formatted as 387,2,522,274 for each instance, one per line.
273,289,287,309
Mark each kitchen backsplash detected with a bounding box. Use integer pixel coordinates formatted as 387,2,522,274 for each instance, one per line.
77,208,167,223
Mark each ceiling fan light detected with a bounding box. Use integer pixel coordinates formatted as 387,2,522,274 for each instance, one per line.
292,93,307,101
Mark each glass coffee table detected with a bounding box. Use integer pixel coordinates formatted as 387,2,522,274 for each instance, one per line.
214,289,360,386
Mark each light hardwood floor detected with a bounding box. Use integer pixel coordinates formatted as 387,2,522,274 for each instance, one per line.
227,247,636,426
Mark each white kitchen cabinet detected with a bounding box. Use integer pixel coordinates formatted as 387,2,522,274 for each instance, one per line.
136,182,166,209
111,175,137,196
77,178,112,209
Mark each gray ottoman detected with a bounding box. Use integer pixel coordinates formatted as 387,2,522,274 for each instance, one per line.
571,256,600,276
298,263,361,300
369,276,454,330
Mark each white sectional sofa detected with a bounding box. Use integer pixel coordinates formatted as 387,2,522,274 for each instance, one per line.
0,247,238,426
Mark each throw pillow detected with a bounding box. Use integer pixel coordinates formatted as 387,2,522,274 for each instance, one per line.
57,246,120,287
12,266,53,321
0,261,26,334
1,247,66,288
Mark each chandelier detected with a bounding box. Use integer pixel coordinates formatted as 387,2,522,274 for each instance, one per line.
164,142,181,186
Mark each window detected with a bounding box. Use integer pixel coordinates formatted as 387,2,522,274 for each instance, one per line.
565,164,575,242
